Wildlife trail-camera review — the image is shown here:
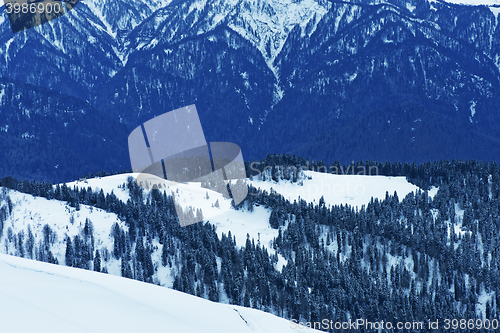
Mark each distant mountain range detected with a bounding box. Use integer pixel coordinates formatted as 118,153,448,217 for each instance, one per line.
1,0,500,182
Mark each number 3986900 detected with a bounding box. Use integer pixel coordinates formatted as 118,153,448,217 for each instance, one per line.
5,2,63,14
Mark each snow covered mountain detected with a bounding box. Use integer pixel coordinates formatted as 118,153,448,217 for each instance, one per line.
0,170,429,276
122,0,327,67
442,0,500,5
0,170,432,329
2,0,500,181
1,159,499,328
0,167,438,294
0,253,318,333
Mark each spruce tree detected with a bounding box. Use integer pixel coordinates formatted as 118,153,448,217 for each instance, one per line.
93,249,101,272
65,236,74,267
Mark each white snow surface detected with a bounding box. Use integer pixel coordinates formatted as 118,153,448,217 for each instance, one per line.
0,253,318,333
64,173,133,202
61,173,279,261
250,171,437,210
210,170,436,255
1,188,126,271
440,0,500,16
441,0,500,5
63,172,438,254
3,171,439,280
208,206,274,249
227,0,328,66
64,173,232,221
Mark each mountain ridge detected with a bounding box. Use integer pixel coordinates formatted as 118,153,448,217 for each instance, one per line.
1,0,500,181
1,159,499,330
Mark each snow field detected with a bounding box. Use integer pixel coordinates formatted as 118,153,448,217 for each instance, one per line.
0,253,320,333
249,170,438,210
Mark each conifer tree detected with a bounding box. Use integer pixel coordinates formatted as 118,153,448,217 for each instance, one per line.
93,249,101,272
65,236,74,267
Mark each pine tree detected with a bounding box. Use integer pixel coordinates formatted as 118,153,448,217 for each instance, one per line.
25,225,34,259
144,250,154,279
93,249,101,272
269,210,279,229
136,261,144,282
244,291,250,307
6,195,12,215
112,223,122,259
65,236,74,267
121,257,133,279
161,241,169,267
0,206,6,237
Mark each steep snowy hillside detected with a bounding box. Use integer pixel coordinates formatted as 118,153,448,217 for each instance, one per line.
0,173,237,282
0,253,318,333
440,0,500,18
85,0,173,39
122,0,328,68
0,184,128,275
0,6,122,100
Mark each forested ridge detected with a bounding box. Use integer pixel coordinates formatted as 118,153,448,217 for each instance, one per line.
4,0,500,182
1,156,499,332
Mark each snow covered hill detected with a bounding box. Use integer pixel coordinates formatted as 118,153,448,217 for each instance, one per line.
1,165,497,327
1,168,434,270
0,253,318,333
0,170,434,278
63,170,437,251
441,0,500,5
440,0,500,17
250,170,438,209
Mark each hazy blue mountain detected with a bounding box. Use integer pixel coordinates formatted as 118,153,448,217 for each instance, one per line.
1,0,500,181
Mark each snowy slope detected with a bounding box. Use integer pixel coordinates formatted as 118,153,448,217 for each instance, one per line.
0,253,318,333
249,170,438,209
1,170,438,282
441,0,500,5
63,171,438,253
226,0,328,66
0,171,448,326
0,177,228,288
64,173,134,203
1,188,126,275
208,206,272,245
66,173,233,221
438,0,500,17
83,0,174,37
64,173,277,252
211,170,437,266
